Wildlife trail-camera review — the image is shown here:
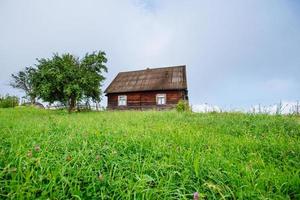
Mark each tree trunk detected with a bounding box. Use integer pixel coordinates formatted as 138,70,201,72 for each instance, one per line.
68,97,76,113
30,96,36,105
96,101,99,111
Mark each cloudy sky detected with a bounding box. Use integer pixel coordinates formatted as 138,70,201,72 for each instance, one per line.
0,0,299,108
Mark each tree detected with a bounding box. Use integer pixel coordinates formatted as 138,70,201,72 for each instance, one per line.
10,67,36,104
32,51,107,112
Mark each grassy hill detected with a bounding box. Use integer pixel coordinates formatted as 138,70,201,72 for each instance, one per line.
0,107,299,199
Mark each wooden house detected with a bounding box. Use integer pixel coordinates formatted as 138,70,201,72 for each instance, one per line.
104,65,188,110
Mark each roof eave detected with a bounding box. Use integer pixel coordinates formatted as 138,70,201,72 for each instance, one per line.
105,87,188,94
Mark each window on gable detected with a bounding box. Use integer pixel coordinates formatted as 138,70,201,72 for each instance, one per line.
118,95,127,106
156,94,166,105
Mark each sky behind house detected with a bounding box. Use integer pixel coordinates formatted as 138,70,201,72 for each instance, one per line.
0,0,299,108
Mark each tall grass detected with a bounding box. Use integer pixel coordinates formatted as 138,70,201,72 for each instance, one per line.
0,107,299,199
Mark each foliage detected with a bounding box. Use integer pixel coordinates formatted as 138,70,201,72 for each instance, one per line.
10,67,36,104
10,51,107,112
0,108,299,199
32,51,107,112
0,95,19,108
176,100,191,112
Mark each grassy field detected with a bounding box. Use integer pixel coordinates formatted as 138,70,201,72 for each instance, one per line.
0,107,299,199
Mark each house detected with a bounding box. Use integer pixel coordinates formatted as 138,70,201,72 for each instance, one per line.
104,65,188,110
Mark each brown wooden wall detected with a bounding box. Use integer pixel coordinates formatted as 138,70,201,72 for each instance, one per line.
106,90,188,110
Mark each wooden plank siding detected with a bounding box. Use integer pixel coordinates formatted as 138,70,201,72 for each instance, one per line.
107,90,187,110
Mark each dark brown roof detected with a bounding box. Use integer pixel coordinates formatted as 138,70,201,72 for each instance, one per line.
105,65,187,94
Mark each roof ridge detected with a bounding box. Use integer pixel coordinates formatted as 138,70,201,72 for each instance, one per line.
118,65,186,74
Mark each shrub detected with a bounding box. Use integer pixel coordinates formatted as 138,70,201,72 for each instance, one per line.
176,100,190,112
0,95,19,108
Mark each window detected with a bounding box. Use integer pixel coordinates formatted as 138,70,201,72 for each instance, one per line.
118,95,127,106
156,94,166,105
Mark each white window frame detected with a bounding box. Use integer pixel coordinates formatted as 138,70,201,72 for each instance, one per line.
118,95,127,106
156,94,166,105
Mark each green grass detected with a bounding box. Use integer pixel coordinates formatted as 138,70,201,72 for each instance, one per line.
0,107,299,199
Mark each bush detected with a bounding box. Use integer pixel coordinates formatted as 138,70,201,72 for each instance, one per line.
176,100,190,112
0,95,19,108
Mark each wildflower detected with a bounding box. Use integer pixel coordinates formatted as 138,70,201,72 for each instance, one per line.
98,171,104,181
96,155,101,161
112,150,117,155
27,150,32,158
66,155,72,161
193,192,199,200
35,145,41,152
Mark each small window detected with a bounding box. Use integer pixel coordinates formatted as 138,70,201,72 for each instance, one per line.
118,95,127,106
156,94,166,105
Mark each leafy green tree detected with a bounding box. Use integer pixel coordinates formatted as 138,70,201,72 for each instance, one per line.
10,67,36,104
32,51,107,112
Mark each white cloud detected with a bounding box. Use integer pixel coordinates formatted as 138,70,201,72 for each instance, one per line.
0,0,299,107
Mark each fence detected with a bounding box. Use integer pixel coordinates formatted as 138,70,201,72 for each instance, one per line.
44,101,300,115
46,104,105,111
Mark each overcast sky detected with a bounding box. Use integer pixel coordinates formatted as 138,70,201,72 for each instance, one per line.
0,0,299,107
